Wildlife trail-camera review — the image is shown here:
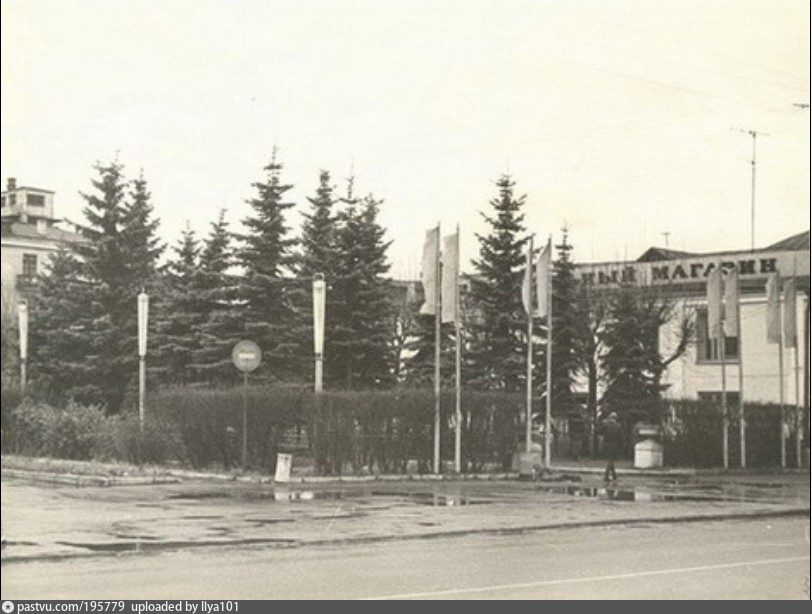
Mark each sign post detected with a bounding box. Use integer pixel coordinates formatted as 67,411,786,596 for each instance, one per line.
232,340,262,469
137,292,149,429
18,302,28,397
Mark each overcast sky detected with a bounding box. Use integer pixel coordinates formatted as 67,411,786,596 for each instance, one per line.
2,0,809,278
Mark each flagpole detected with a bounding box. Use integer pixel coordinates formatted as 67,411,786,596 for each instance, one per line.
737,297,746,468
794,334,801,468
778,308,786,469
525,235,535,454
544,236,553,469
454,226,462,473
719,311,729,470
433,222,442,474
792,260,801,469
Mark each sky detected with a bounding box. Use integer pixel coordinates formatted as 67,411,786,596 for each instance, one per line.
1,0,809,279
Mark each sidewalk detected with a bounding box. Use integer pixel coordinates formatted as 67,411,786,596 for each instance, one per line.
2,467,809,564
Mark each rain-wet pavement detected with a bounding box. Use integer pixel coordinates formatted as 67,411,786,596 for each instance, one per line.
1,472,808,566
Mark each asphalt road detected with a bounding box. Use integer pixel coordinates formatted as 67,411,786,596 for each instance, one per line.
3,517,809,599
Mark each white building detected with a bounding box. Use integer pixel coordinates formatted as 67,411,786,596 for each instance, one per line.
1,178,83,313
574,231,810,409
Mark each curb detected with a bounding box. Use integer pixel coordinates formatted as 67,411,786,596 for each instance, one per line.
550,466,697,477
165,469,520,484
1,468,181,487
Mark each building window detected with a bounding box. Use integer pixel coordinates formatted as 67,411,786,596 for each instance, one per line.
22,253,37,277
8,194,15,206
696,308,739,363
27,193,45,207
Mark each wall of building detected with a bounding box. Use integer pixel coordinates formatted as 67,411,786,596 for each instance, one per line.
660,294,808,405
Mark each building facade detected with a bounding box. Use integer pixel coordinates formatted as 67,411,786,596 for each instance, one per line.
1,178,83,313
573,231,810,409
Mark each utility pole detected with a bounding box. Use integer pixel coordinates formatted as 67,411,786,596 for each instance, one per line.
662,231,671,248
731,128,769,251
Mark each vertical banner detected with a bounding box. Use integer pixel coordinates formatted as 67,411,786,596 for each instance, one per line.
442,232,459,323
521,239,534,315
137,292,149,357
420,227,440,315
535,239,552,318
312,275,326,355
706,267,722,339
18,302,28,362
722,268,739,338
782,278,797,348
765,272,781,344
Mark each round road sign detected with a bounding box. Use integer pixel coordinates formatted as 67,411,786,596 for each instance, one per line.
232,340,262,373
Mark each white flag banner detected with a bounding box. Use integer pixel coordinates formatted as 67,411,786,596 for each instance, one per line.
765,272,781,344
420,226,440,315
536,239,552,318
783,278,797,348
722,268,739,338
521,241,534,315
706,266,722,339
441,232,459,323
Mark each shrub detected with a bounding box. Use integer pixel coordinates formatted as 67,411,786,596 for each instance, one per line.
662,399,791,468
95,413,184,465
6,400,106,460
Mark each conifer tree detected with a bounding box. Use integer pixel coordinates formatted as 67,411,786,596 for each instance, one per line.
467,175,528,391
29,245,98,403
330,185,395,388
237,150,297,381
550,227,583,415
71,161,135,411
288,170,341,383
122,172,164,290
599,285,694,423
191,210,244,384
154,224,203,385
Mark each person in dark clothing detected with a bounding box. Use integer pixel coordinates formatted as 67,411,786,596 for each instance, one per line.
602,413,623,482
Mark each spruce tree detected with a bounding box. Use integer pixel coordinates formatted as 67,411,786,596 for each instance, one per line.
122,171,164,290
330,186,395,388
237,150,297,381
72,161,135,411
191,210,244,384
29,245,98,403
600,285,695,423
467,175,528,392
551,228,583,416
599,285,664,422
154,224,203,385
288,170,341,384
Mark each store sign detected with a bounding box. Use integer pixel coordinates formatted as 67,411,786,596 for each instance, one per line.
577,250,808,287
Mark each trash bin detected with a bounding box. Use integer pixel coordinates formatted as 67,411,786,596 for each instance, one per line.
633,423,663,469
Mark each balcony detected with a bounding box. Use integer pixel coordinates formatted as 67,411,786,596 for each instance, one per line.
16,274,38,291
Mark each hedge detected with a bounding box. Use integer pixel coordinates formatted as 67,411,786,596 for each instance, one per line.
1,387,804,471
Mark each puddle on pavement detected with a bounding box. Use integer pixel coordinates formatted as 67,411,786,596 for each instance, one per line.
368,492,492,506
537,484,744,503
165,489,492,507
168,492,231,500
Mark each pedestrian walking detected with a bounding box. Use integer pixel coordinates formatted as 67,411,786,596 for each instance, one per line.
602,412,623,483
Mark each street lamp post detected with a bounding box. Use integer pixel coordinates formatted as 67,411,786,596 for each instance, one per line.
137,292,149,429
312,274,326,393
18,302,28,397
